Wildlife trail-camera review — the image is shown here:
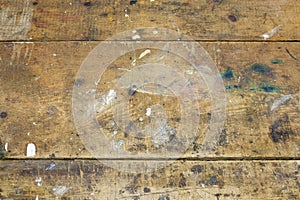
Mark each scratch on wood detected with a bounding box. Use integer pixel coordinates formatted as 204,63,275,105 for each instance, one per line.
285,47,299,62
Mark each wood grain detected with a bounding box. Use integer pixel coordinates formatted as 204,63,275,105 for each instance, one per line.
0,41,299,159
0,0,299,41
0,160,299,199
0,1,299,199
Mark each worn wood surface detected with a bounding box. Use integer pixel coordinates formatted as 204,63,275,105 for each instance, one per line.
0,0,299,199
0,0,299,41
0,42,299,159
0,160,299,199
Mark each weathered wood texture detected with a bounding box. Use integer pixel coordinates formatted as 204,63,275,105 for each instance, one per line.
0,0,299,41
0,1,299,199
0,42,299,159
0,160,299,199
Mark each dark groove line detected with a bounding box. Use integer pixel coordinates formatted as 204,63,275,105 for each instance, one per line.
285,47,299,61
0,40,300,43
2,157,300,161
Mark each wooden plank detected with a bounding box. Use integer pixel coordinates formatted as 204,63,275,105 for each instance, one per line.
0,0,299,41
0,41,299,159
0,160,299,199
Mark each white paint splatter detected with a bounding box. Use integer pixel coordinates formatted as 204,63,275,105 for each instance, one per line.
26,143,36,157
131,58,137,66
260,25,282,40
4,143,8,152
110,140,124,153
86,89,96,94
112,130,118,136
110,120,116,126
146,108,152,116
35,177,42,187
117,67,131,71
185,69,194,75
153,30,158,34
52,186,69,196
151,119,176,147
0,0,33,40
132,35,141,40
104,90,116,105
271,94,294,111
95,78,101,86
139,49,151,59
95,90,117,113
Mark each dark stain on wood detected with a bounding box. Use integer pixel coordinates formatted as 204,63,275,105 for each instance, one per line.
130,0,138,5
0,112,7,118
0,142,4,159
270,115,294,143
143,187,151,193
207,175,218,185
128,85,137,96
228,15,237,22
84,2,92,7
191,165,203,174
179,173,186,187
218,129,227,146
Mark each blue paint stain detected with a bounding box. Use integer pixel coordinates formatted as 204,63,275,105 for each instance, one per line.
260,84,280,93
225,85,239,91
251,63,272,74
271,59,283,64
225,85,231,90
221,67,234,79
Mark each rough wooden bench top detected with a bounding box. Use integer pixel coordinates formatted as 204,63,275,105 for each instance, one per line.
0,0,299,199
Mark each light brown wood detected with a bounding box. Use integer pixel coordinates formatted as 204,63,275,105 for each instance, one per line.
0,42,299,159
0,1,299,199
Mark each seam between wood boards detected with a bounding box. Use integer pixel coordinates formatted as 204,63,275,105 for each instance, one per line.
0,40,300,43
1,157,300,161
